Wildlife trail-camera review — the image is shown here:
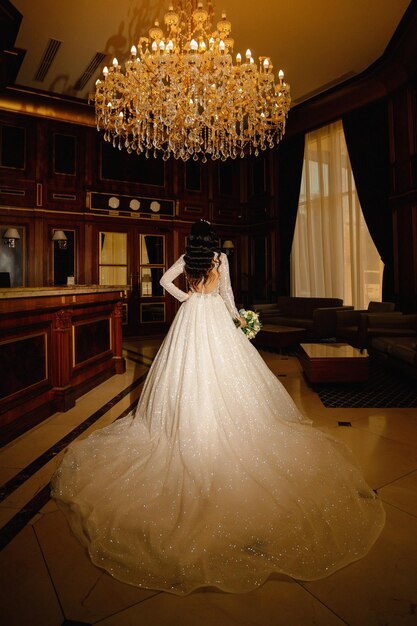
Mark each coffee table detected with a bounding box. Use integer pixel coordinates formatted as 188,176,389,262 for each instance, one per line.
254,324,307,351
299,342,369,383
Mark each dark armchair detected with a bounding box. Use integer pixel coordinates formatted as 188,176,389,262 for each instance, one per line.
367,314,417,380
335,301,398,348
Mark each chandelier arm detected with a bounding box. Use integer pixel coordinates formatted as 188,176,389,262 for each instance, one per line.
93,0,291,161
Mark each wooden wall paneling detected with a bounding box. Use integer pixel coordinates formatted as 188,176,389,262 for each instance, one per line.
176,159,210,221
0,327,51,411
126,222,140,337
112,301,126,373
392,204,399,305
96,135,168,197
269,224,278,301
164,152,175,199
286,3,417,139
0,288,126,443
35,118,47,202
213,203,243,224
81,221,94,285
30,216,44,286
390,88,412,194
393,203,417,312
0,112,37,208
413,203,417,311
244,152,279,225
84,126,95,189
212,159,244,224
51,308,75,410
239,231,250,307
0,179,37,208
388,96,396,195
43,120,86,213
0,319,53,435
409,79,417,190
268,149,276,200
389,80,417,311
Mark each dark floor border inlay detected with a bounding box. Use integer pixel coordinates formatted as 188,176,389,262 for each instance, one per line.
124,348,155,364
0,367,150,504
0,396,140,552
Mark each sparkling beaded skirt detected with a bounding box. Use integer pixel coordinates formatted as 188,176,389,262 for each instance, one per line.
51,292,385,595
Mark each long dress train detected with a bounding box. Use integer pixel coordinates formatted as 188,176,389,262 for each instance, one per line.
51,253,385,595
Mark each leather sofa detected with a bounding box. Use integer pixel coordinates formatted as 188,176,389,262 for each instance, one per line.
254,296,352,340
366,313,417,380
335,301,397,348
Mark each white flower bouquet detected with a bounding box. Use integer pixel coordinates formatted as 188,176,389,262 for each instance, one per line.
234,309,262,340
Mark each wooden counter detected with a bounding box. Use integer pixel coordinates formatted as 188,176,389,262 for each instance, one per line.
0,286,128,444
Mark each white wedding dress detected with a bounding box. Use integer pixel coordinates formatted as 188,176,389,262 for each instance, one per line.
51,253,385,595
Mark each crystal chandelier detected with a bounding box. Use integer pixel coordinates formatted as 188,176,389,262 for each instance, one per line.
93,0,291,162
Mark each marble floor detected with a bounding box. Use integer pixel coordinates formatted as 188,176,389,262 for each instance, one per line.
1,339,417,626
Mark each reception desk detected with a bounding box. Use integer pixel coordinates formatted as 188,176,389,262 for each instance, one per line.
0,286,127,444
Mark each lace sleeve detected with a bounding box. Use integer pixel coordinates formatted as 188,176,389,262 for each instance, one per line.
160,255,189,302
219,252,239,319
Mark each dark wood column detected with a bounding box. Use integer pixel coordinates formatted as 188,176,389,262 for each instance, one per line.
51,308,76,411
112,301,126,374
389,83,417,312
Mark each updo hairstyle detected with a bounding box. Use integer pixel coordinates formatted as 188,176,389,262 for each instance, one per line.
183,220,222,290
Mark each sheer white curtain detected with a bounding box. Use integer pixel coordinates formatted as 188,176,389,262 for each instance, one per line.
291,120,383,308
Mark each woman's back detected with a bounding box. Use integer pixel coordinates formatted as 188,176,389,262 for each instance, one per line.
191,266,220,294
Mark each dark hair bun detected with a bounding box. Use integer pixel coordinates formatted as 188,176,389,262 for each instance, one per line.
184,220,221,288
190,220,211,237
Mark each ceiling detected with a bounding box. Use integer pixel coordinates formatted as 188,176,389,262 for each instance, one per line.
6,0,413,106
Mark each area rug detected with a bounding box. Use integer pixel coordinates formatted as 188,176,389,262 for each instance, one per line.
313,361,417,408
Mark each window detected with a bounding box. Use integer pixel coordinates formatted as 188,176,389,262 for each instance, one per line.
291,120,383,308
139,235,165,298
99,232,128,285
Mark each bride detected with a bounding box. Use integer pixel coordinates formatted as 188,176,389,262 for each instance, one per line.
51,219,385,595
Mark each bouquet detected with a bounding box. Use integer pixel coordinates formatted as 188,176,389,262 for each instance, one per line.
234,309,262,340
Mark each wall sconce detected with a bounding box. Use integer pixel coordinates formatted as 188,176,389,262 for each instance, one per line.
141,272,153,296
52,230,68,249
3,228,21,248
222,240,234,255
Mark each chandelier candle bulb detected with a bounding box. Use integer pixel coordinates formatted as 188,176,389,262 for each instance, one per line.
93,0,290,161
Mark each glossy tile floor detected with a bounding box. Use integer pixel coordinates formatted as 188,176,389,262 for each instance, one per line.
1,339,417,626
